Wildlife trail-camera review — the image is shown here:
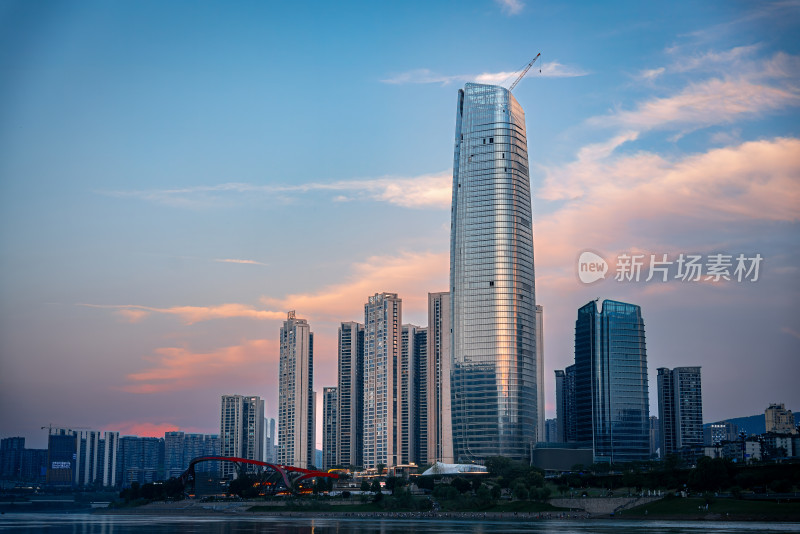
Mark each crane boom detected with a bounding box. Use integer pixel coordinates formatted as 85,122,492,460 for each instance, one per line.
508,53,541,92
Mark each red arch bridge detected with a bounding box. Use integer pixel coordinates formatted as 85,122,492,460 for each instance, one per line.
180,456,338,495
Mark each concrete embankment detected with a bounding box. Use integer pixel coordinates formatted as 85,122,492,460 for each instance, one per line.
549,496,663,515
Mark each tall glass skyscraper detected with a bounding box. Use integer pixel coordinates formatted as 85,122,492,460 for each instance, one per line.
574,299,650,463
450,83,537,462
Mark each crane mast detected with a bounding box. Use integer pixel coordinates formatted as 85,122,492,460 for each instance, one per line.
508,52,541,92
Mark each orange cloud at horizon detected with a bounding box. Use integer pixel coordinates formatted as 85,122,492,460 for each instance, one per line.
103,421,180,437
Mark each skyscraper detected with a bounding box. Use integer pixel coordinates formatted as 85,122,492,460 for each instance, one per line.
322,386,338,470
574,299,650,463
363,292,402,468
337,321,364,468
220,394,264,478
658,367,703,457
450,83,538,462
278,311,315,468
427,291,453,463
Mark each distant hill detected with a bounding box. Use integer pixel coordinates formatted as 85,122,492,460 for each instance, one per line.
705,411,800,436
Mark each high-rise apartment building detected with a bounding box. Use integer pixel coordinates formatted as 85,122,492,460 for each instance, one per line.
658,367,703,457
414,327,428,464
322,387,338,470
278,311,315,468
184,433,219,473
765,403,796,434
263,418,277,464
363,292,402,468
220,394,264,478
649,416,660,458
164,431,185,479
400,324,427,465
337,321,364,468
536,305,545,444
544,419,558,443
427,291,453,463
101,431,120,487
450,83,538,462
574,299,650,463
0,437,24,479
117,436,163,487
75,430,101,486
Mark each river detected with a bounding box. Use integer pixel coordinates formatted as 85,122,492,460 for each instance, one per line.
1,513,800,533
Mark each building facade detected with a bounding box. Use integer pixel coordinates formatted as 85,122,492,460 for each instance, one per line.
337,321,364,468
574,299,650,463
46,429,77,485
278,311,315,468
658,367,703,458
322,387,338,470
427,291,453,463
363,292,402,468
450,83,538,462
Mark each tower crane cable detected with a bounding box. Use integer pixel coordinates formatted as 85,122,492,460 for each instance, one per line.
508,52,541,92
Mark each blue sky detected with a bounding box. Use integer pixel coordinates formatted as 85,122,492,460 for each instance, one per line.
1,0,798,448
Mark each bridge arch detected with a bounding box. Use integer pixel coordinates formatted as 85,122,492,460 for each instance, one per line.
180,456,338,495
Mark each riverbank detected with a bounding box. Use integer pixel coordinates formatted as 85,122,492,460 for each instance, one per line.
94,498,800,522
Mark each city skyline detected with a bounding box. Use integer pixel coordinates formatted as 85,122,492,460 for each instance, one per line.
1,1,799,449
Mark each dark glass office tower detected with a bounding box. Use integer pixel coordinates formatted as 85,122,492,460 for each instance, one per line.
450,83,537,462
574,299,649,463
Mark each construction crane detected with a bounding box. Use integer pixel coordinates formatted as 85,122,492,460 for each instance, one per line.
508,52,541,92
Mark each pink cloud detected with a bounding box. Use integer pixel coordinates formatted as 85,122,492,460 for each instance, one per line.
81,303,286,325
123,338,278,394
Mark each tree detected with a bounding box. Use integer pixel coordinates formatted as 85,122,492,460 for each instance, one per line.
451,477,471,494
376,463,386,476
512,483,529,501
360,480,370,492
476,484,492,506
385,476,406,495
490,484,502,501
688,457,731,492
525,469,545,489
370,479,383,502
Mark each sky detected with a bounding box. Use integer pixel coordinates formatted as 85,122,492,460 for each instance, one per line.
1,0,798,450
